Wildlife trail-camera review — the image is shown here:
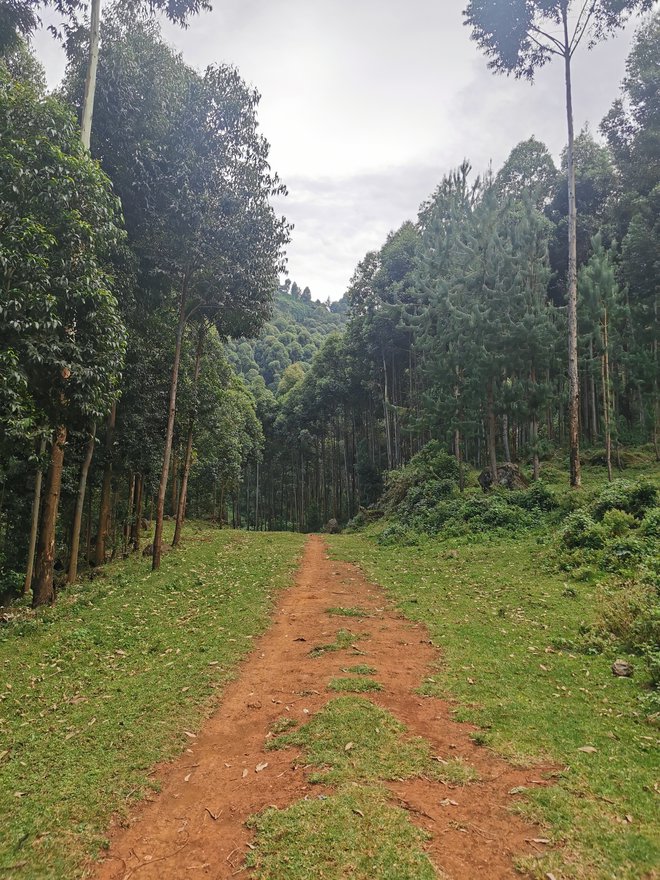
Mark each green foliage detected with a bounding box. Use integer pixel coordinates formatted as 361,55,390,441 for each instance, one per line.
591,479,658,521
0,73,126,438
560,512,604,551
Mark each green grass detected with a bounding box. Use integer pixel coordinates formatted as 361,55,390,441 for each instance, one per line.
308,628,368,658
270,716,299,735
326,606,371,618
267,695,475,786
328,464,660,880
327,676,383,693
0,523,304,880
246,785,436,880
342,664,377,676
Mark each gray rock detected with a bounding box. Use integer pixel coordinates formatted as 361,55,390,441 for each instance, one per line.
612,659,634,677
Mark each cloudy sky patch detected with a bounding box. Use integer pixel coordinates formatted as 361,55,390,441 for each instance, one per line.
33,0,646,300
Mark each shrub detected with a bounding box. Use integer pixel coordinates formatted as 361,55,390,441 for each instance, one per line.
377,523,420,546
600,508,638,538
640,507,660,541
602,535,647,572
509,481,558,512
559,511,603,550
592,479,658,521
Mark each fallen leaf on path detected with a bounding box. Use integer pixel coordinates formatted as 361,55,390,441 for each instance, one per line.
577,746,597,753
255,762,268,772
205,808,221,820
526,838,550,844
184,773,192,782
440,799,458,806
184,731,197,739
242,769,248,778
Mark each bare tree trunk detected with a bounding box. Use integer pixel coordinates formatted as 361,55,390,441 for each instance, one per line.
173,327,204,547
601,307,613,482
153,284,187,570
67,424,96,583
124,472,136,555
589,339,598,443
32,426,67,607
85,484,93,562
24,436,47,595
95,401,116,566
455,427,465,492
80,0,101,149
562,8,581,488
131,474,143,551
487,380,498,480
502,413,511,463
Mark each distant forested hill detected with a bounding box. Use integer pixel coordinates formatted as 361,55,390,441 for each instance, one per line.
227,283,348,391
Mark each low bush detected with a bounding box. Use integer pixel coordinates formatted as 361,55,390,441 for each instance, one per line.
591,479,658,521
559,511,603,550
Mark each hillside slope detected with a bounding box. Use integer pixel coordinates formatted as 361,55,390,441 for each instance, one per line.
227,289,347,391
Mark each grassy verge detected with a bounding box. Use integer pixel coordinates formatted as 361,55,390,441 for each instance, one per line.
246,786,436,880
329,524,659,879
249,694,473,877
0,523,304,880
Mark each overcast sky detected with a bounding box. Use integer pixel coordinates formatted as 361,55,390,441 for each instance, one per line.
34,0,645,301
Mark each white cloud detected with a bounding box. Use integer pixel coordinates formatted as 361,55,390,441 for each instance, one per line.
32,0,645,300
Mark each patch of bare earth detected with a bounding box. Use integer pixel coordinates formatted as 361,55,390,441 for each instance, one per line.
91,535,554,880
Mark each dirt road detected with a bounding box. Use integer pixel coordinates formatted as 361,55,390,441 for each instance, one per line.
92,535,550,879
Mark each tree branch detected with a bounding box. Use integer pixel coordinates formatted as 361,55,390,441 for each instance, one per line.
570,0,598,56
530,24,566,54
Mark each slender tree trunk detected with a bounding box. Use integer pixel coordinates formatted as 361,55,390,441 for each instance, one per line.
85,484,93,562
131,474,143,551
601,307,613,482
562,9,581,488
173,327,204,547
487,380,498,480
124,473,136,556
589,338,598,442
502,413,511,463
67,424,96,583
95,401,116,565
255,460,260,532
455,427,464,492
32,426,67,607
24,436,47,595
80,0,101,149
153,282,187,570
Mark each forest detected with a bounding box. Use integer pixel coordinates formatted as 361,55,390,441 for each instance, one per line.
4,4,658,588
0,1,659,878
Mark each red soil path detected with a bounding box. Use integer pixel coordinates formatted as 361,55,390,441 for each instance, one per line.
91,535,553,880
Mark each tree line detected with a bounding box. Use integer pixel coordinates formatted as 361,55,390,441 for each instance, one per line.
235,12,659,532
1,13,288,605
1,1,658,600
